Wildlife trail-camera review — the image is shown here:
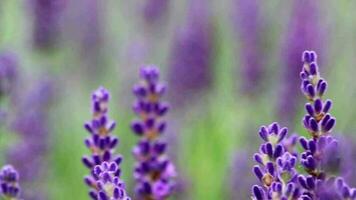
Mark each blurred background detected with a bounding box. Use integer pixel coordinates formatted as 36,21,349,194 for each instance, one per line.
1,0,356,199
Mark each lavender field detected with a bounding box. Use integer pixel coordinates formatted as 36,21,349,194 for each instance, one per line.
1,0,356,199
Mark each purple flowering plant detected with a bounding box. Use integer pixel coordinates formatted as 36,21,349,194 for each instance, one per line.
131,66,176,200
252,51,356,200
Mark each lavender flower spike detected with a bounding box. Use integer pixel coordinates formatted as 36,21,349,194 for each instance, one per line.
298,50,356,199
93,162,131,200
252,123,302,200
132,66,176,200
0,165,22,199
82,87,124,199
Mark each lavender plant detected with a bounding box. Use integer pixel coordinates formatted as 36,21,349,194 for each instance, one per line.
168,0,213,107
233,0,264,95
82,87,126,199
141,0,169,25
0,165,22,200
7,78,53,200
30,0,64,49
131,66,176,200
251,51,356,200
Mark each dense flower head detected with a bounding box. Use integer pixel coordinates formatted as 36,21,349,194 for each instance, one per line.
93,162,131,200
0,165,21,199
83,87,123,199
252,122,302,200
131,66,176,200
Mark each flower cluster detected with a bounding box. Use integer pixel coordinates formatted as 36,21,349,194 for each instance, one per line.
82,87,123,199
93,162,131,200
252,123,302,199
0,165,21,199
0,52,17,99
142,0,169,25
252,50,356,200
131,66,176,199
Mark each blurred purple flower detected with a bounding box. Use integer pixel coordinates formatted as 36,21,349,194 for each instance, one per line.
0,165,22,199
168,0,214,107
278,0,324,126
230,151,255,200
7,78,54,200
233,0,264,95
30,0,65,49
0,52,18,99
131,66,176,200
141,0,169,25
82,87,124,200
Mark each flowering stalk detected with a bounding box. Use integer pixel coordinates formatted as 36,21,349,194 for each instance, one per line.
93,162,131,200
131,66,176,200
82,87,125,199
298,51,356,199
0,165,22,200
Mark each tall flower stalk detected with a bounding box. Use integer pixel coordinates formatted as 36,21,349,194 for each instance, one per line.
82,87,129,199
131,66,176,200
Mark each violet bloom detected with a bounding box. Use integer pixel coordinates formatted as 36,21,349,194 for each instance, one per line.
278,0,324,126
93,162,131,200
168,0,214,107
252,122,303,200
233,0,264,95
8,78,53,200
30,0,64,49
142,0,169,25
131,66,176,200
297,51,356,199
0,52,17,99
0,165,22,199
82,87,124,199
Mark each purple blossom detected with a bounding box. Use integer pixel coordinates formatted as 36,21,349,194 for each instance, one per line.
252,122,303,199
131,66,176,200
0,52,18,99
168,0,214,107
141,0,169,25
0,165,22,199
278,0,324,126
30,0,65,49
82,87,124,200
233,0,264,95
298,50,356,199
7,78,54,200
93,162,131,200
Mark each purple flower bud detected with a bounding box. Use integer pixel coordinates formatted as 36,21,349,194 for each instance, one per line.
0,165,22,199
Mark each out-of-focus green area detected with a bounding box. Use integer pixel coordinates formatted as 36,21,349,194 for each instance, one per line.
1,0,356,200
